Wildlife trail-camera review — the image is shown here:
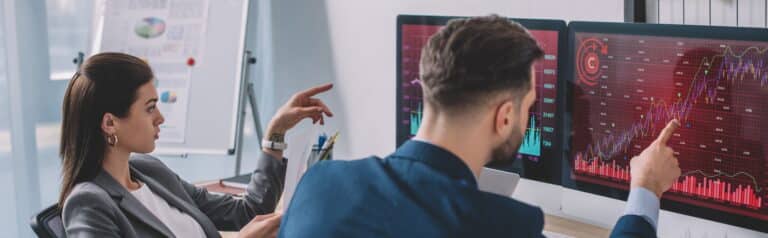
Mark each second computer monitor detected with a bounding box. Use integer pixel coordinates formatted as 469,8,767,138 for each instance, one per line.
563,21,768,233
396,15,565,184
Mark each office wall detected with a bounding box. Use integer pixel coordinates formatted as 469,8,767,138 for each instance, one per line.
0,19,20,238
262,0,625,160
650,0,768,27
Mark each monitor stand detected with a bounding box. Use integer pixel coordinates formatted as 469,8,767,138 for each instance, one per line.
512,178,563,214
478,168,520,197
477,168,562,213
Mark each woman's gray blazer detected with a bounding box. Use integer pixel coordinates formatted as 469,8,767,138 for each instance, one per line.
62,153,286,238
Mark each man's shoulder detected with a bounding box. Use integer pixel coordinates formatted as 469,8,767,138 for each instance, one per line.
283,156,397,236
304,156,385,177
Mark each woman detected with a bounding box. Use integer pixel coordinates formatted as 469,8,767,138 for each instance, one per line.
59,52,333,238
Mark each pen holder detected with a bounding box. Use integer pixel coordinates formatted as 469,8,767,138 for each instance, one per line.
306,144,333,169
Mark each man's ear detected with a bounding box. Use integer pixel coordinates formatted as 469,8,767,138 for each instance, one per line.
494,100,518,136
101,113,119,136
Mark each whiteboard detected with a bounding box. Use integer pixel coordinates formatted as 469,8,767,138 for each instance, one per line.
92,0,250,155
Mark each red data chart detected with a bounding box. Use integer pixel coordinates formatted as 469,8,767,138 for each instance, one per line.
399,24,560,165
570,33,768,220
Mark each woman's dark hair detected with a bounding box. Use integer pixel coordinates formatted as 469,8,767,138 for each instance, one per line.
59,52,154,206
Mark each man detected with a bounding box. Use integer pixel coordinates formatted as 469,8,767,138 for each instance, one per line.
279,15,681,238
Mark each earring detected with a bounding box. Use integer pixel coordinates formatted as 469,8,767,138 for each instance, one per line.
107,134,119,146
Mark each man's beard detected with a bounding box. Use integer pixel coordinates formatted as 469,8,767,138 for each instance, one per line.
490,124,524,163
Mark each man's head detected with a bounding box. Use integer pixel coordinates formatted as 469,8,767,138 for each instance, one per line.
419,15,543,163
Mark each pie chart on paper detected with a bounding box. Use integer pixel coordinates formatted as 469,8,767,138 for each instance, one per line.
161,91,178,104
134,17,166,39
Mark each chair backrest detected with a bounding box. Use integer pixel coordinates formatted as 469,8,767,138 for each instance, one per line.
30,204,65,238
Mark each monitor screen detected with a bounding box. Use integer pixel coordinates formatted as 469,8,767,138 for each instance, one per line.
564,22,768,232
396,15,565,184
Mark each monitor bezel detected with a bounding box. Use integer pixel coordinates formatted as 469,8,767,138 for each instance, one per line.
395,14,567,185
562,21,768,233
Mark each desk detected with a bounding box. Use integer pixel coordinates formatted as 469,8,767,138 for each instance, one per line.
196,180,246,195
195,182,611,237
545,214,610,237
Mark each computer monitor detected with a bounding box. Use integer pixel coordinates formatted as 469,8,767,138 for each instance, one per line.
396,15,565,185
563,21,768,233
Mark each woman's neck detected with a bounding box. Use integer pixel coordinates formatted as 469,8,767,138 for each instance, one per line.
102,148,140,191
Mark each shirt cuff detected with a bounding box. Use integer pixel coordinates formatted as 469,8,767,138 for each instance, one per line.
624,187,660,230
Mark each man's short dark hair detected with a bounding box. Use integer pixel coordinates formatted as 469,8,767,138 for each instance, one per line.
419,15,544,113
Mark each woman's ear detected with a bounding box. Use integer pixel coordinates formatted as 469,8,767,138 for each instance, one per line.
101,113,118,135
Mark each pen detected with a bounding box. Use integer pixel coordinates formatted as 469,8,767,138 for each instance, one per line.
318,132,340,161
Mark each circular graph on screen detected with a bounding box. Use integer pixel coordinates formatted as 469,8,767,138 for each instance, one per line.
134,17,166,39
576,38,608,86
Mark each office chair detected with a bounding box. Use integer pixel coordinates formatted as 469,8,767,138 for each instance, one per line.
30,204,65,238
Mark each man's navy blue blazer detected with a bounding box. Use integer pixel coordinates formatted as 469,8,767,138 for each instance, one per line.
279,140,656,238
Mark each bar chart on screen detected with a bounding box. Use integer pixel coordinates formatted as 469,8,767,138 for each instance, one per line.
570,33,768,220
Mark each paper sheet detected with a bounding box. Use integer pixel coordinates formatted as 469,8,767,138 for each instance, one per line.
99,0,210,143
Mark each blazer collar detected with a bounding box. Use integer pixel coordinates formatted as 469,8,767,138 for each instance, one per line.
92,167,220,238
92,169,176,237
391,140,478,187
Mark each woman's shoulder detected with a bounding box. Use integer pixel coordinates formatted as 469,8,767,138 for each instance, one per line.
66,181,111,202
62,181,115,215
